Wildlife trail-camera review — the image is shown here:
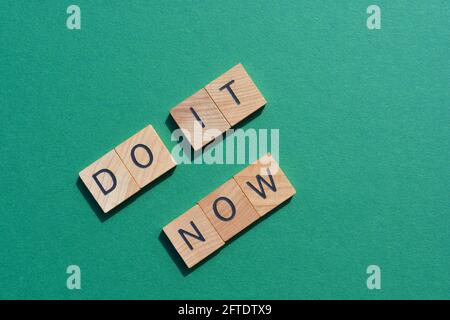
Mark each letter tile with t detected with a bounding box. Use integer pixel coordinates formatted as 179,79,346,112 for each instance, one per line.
233,154,296,217
79,150,140,213
115,125,176,188
163,205,225,268
197,178,259,241
205,63,266,127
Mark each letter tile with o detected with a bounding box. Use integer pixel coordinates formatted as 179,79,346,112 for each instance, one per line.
79,125,176,213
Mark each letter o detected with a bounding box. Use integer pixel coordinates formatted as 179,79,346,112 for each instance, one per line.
131,144,153,168
212,196,236,221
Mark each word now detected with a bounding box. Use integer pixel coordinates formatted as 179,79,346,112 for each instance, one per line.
163,154,295,268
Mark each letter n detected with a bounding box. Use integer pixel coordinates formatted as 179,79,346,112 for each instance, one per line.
178,221,205,250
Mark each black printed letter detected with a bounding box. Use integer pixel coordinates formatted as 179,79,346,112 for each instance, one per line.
219,80,240,105
178,221,205,250
92,169,117,195
246,168,277,199
212,196,236,221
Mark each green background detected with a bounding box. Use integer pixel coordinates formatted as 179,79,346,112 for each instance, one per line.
1,1,449,299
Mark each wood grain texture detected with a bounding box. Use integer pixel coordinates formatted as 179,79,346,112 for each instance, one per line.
233,154,296,217
170,88,230,150
115,125,176,188
79,150,140,213
205,63,267,127
163,205,225,268
198,178,259,241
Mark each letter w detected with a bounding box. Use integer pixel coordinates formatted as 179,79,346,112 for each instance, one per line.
246,168,276,199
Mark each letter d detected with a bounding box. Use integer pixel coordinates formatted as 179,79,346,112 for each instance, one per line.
92,168,117,195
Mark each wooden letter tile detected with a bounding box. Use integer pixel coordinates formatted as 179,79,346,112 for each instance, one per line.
170,88,230,150
233,154,296,217
115,125,176,189
79,150,140,213
163,205,225,268
205,63,267,127
198,178,259,241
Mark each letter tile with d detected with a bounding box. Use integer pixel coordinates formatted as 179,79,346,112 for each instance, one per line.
79,124,176,213
79,149,140,213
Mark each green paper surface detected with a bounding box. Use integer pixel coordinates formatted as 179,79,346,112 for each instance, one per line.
0,1,449,299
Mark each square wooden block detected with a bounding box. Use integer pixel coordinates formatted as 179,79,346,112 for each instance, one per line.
233,154,296,217
170,88,230,150
198,178,259,241
163,205,225,268
79,150,140,213
205,63,267,127
115,125,176,189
